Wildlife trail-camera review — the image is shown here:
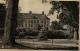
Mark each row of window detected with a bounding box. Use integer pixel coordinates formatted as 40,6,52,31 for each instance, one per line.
25,23,49,28
26,20,49,24
26,20,38,23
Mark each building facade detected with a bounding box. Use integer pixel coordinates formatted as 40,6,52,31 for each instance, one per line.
18,11,50,31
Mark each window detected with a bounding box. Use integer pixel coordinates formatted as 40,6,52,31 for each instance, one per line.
28,23,30,27
42,20,43,23
31,20,33,23
34,20,36,23
47,24,48,27
31,24,33,27
28,20,30,23
37,20,39,23
25,23,27,27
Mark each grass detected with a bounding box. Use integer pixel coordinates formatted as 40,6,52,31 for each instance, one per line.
0,37,79,50
15,39,78,50
0,42,34,49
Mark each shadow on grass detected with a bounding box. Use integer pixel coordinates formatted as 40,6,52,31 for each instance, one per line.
12,42,35,49
35,47,78,50
14,42,78,50
0,42,34,49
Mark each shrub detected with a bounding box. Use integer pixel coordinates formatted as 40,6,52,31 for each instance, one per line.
28,31,38,36
47,30,67,39
16,27,27,38
37,27,48,41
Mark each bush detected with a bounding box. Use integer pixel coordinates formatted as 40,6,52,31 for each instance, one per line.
16,27,28,38
15,26,69,39
47,30,67,39
28,31,38,36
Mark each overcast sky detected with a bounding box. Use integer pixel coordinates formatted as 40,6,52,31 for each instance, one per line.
0,0,59,22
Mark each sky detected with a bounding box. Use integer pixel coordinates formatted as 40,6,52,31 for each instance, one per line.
19,0,59,22
0,0,59,22
0,0,5,3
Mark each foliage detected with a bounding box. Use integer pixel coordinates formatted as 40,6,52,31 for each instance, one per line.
47,30,68,39
49,1,79,28
17,7,24,26
42,0,47,3
50,21,63,30
37,27,48,41
36,24,42,31
49,1,79,40
28,31,38,36
16,27,27,38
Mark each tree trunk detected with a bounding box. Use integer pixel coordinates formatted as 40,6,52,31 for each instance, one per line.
76,27,79,40
73,28,77,40
72,27,74,38
10,0,19,44
2,0,13,48
73,27,79,40
2,0,19,48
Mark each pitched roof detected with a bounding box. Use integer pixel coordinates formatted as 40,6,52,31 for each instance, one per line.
19,13,50,20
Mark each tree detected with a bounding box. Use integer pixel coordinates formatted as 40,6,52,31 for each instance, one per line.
11,0,19,44
36,24,42,31
2,0,44,48
2,0,19,48
16,27,26,43
49,1,79,40
38,27,48,41
50,21,63,30
17,7,24,27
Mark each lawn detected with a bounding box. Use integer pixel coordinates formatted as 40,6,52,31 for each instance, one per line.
15,39,79,50
0,35,79,50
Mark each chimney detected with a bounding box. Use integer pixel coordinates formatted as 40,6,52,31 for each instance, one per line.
42,11,44,15
29,11,32,14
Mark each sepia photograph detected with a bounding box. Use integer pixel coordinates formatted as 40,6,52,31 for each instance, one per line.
0,0,79,51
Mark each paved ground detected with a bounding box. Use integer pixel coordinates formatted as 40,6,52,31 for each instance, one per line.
15,39,79,49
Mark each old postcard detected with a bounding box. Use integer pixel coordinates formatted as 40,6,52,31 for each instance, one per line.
0,0,79,51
